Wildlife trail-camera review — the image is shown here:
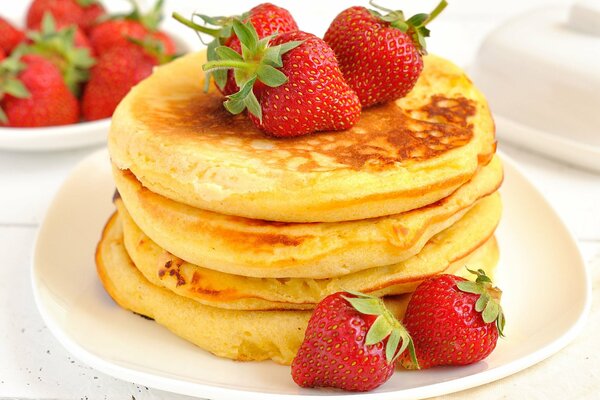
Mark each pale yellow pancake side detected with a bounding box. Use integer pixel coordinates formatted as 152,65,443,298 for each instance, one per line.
109,51,496,222
113,156,502,278
117,192,501,310
96,213,498,365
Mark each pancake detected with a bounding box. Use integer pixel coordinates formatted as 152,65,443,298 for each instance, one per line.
117,193,501,310
109,51,496,222
97,212,498,364
113,155,502,278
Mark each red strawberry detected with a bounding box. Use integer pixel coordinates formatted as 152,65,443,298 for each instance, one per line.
203,23,361,137
20,13,95,95
291,292,416,392
89,0,175,56
399,269,505,369
80,1,106,32
26,0,106,33
81,41,171,121
173,3,298,95
0,54,79,127
0,17,25,54
324,0,447,108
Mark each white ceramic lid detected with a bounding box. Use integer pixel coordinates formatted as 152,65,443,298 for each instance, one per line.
469,1,600,171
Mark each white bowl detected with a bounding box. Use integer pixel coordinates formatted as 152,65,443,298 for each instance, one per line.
0,27,195,152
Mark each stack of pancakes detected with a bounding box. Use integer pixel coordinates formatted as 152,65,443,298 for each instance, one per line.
96,51,502,365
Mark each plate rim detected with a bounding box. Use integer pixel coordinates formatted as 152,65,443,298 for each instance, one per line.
30,148,592,400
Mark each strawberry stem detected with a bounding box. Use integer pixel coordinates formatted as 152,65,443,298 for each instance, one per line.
368,0,447,53
423,0,448,26
172,12,223,37
203,59,253,71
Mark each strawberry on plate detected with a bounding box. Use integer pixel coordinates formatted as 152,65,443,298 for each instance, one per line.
0,17,25,54
81,39,173,121
26,0,106,33
291,291,417,392
173,3,298,95
89,0,175,56
399,269,505,369
0,53,79,127
324,0,447,107
202,21,361,137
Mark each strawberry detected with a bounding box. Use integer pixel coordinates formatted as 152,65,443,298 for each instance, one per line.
173,3,298,95
26,0,106,33
0,17,25,54
291,292,416,392
324,0,447,108
202,22,361,137
89,0,175,56
81,40,172,121
399,269,505,369
20,13,95,95
0,54,79,127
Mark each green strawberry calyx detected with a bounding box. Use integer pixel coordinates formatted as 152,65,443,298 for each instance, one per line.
75,0,100,7
368,0,448,53
0,51,30,124
127,35,177,65
172,11,247,93
106,0,165,32
200,19,303,122
343,290,419,366
457,268,506,336
21,13,95,96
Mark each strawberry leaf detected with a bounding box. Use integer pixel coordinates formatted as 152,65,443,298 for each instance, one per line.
385,329,401,362
215,46,243,61
482,298,500,324
76,0,99,7
365,315,393,345
257,65,287,87
475,292,489,312
497,305,506,337
344,291,418,366
23,13,96,96
0,108,8,124
456,280,484,295
458,268,506,336
343,296,385,315
232,19,258,53
224,76,258,114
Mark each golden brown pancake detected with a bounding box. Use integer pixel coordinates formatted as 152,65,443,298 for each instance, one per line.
113,156,502,278
109,51,496,222
117,193,501,310
96,212,498,364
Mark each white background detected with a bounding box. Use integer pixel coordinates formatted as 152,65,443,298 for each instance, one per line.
1,0,599,399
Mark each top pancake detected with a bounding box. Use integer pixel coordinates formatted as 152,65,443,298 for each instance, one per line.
109,51,495,222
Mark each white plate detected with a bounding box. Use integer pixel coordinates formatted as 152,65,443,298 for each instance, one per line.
31,148,591,400
495,115,600,173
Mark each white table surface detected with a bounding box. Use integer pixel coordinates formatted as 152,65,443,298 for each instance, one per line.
1,1,599,399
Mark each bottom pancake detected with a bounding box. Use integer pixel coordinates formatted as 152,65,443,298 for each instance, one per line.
96,212,500,365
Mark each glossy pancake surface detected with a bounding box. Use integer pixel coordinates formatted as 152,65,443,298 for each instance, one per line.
96,213,497,364
113,156,502,278
109,51,496,222
117,193,501,310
